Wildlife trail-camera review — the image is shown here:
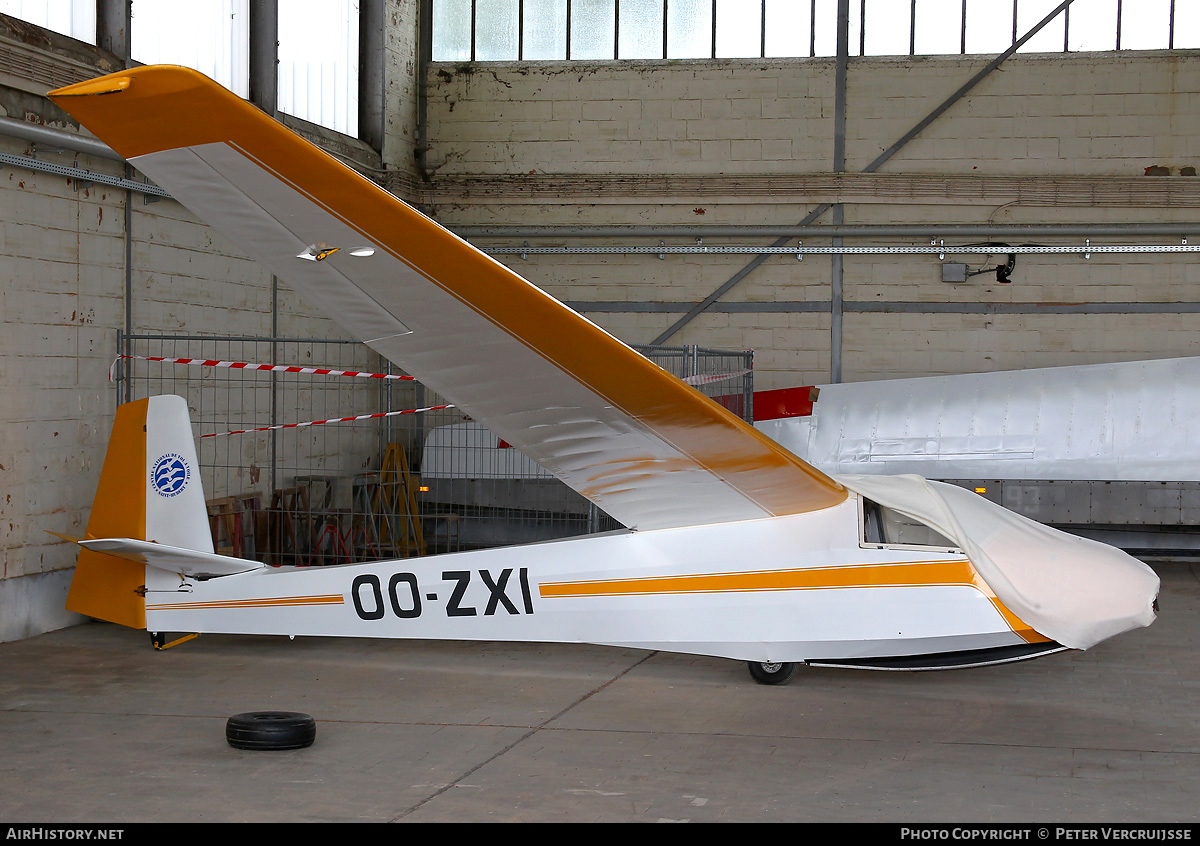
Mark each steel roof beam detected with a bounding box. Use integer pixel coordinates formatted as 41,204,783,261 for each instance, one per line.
651,0,1080,346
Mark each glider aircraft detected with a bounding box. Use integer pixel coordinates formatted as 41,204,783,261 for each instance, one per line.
49,67,1159,682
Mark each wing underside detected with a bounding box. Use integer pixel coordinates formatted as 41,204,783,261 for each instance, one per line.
79,538,263,579
50,66,846,530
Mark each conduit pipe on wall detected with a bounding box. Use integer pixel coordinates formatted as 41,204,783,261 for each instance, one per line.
454,224,1200,240
4,121,1194,246
481,244,1200,257
8,123,1189,244
0,115,122,161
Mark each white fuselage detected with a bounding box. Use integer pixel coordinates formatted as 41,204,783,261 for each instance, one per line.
144,495,1031,663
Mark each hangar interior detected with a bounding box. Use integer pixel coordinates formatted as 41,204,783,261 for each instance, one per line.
2,0,1198,642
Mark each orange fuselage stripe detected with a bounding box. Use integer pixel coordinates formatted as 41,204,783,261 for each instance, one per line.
146,594,345,611
540,559,1049,644
539,559,973,597
145,564,1047,644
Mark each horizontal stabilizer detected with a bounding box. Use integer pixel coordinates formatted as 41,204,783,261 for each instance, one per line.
79,538,264,579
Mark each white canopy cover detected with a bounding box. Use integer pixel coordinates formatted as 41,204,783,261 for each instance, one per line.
838,474,1160,650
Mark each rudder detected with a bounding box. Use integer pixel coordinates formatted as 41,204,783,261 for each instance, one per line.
67,395,210,628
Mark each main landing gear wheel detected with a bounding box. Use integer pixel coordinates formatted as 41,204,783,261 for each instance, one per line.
747,661,799,685
225,711,316,750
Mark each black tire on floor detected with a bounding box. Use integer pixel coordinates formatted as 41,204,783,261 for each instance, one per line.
226,711,316,750
747,661,799,685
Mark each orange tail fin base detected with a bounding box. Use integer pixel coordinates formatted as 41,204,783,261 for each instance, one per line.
67,396,210,628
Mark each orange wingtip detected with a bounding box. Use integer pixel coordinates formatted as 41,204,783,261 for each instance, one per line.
50,75,132,97
49,66,273,161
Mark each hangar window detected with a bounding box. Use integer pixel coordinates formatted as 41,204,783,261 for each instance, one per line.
0,0,95,42
475,0,520,60
430,0,1199,61
525,0,569,58
433,0,473,59
619,0,663,59
133,1,363,136
131,0,250,98
571,0,616,60
862,499,961,552
278,0,360,136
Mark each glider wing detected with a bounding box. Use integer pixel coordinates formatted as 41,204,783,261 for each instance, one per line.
51,67,846,531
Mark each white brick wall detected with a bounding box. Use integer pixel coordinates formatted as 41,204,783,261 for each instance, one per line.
0,9,429,641
0,136,352,639
429,52,1200,176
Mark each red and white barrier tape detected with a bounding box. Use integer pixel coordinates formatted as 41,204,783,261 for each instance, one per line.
199,404,455,439
681,369,750,386
110,354,415,383
113,354,746,388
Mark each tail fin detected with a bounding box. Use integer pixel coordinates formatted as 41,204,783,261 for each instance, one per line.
67,395,211,628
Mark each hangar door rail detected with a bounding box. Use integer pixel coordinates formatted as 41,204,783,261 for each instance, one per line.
115,332,753,566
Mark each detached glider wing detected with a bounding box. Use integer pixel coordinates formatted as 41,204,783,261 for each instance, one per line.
50,68,1158,677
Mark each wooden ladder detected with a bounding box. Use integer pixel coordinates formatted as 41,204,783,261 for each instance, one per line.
374,442,426,558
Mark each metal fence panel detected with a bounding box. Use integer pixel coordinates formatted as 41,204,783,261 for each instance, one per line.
117,333,753,565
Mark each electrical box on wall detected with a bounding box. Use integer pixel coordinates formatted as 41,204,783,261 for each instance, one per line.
941,262,968,282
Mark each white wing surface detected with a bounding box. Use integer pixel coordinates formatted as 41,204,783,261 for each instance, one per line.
51,67,846,530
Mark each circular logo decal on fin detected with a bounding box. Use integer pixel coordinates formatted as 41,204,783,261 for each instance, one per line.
151,453,191,498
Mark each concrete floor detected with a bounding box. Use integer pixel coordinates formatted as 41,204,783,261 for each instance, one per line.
0,562,1196,823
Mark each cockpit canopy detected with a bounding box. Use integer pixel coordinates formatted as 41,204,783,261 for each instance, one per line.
862,497,960,551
